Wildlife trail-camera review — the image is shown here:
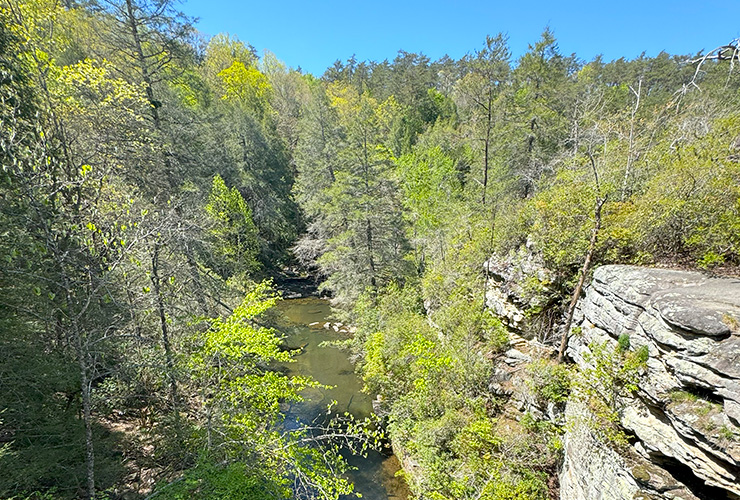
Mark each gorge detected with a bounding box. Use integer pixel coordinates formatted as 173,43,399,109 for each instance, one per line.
2,1,740,498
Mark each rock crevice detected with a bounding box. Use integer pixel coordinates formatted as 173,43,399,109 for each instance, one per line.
560,265,740,500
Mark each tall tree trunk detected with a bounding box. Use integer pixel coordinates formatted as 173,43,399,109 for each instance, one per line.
557,195,607,363
150,242,180,420
365,217,377,290
482,95,492,205
621,79,641,201
76,331,96,500
63,274,96,500
124,0,161,128
362,134,377,291
318,103,336,183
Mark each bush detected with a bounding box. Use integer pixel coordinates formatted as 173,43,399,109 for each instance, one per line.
525,359,572,405
573,341,649,446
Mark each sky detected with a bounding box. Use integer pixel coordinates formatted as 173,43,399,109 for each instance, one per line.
181,0,740,76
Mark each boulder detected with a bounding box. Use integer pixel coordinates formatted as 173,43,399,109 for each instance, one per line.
560,401,700,500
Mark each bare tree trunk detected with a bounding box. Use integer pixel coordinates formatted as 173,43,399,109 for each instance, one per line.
481,89,493,205
76,331,96,500
150,242,180,420
318,101,336,183
124,0,161,128
179,228,210,316
362,135,377,291
365,218,377,290
621,79,641,200
557,195,607,363
63,274,96,500
571,99,581,157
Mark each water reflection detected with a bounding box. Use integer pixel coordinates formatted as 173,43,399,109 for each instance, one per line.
275,298,409,500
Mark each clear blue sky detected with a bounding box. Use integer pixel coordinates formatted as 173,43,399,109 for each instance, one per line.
181,0,740,76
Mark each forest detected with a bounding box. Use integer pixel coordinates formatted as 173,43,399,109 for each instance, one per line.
1,0,739,499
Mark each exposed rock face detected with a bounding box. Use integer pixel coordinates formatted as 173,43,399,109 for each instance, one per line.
561,401,702,500
484,245,555,333
561,265,740,500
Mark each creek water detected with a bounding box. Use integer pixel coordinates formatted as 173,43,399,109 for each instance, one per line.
275,297,409,500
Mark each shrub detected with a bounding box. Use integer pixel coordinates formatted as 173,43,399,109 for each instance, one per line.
573,341,648,446
525,360,573,405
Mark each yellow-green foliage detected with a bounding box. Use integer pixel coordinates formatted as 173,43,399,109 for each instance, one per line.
360,283,451,399
3,0,68,57
491,97,740,284
152,461,280,500
203,33,256,82
187,282,356,500
218,61,273,117
356,275,552,499
52,59,153,165
6,3,740,497
526,359,573,405
56,59,149,117
525,166,602,270
398,145,461,250
204,174,261,282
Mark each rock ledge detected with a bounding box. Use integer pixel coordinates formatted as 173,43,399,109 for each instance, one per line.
561,265,740,500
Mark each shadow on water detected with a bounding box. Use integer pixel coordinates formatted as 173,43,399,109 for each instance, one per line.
275,298,410,500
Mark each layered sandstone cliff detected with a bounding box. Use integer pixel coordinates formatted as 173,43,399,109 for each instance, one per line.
561,265,740,500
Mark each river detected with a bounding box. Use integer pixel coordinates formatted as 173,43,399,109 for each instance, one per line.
275,297,409,500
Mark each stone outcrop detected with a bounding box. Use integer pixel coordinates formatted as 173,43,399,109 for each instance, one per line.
561,265,740,500
484,245,555,332
561,401,702,500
